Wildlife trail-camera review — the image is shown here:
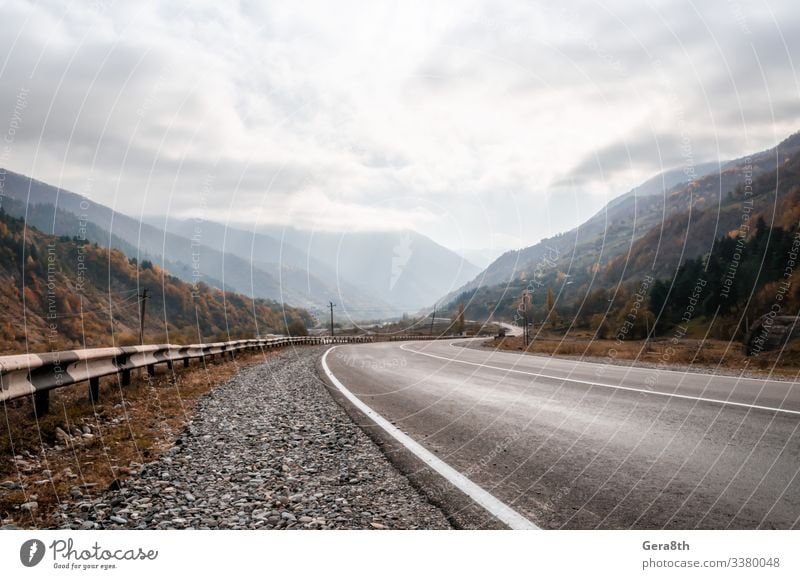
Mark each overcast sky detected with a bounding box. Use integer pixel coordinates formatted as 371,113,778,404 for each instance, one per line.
1,0,798,252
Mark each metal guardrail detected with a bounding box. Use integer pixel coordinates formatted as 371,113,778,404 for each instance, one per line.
0,334,472,415
0,335,373,415
382,334,471,341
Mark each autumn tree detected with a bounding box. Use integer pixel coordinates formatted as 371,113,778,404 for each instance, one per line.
545,287,561,329
286,319,308,336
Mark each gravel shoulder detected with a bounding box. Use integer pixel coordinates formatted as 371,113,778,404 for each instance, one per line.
58,346,450,530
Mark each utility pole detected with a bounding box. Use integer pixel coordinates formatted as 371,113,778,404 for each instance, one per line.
522,289,531,348
139,288,149,345
329,301,336,337
430,303,436,336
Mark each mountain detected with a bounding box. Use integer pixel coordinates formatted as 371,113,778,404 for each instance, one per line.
0,168,480,318
442,131,800,323
604,135,800,282
0,209,311,354
0,194,228,290
0,169,362,310
256,226,481,315
149,218,481,317
144,217,394,316
452,161,728,297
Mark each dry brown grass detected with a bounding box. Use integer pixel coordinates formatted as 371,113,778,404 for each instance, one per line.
487,336,800,378
0,349,274,528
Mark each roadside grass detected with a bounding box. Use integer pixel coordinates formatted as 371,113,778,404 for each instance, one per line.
486,336,800,377
0,349,274,528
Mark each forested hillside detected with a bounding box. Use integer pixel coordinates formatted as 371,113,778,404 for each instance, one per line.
649,217,800,338
444,133,800,345
0,210,311,354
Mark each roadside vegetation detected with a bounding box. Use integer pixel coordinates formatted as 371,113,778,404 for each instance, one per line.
0,349,272,528
488,333,800,377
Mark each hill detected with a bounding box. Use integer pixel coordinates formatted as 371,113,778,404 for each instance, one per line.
442,131,800,342
0,168,477,316
447,133,800,300
257,226,481,315
148,218,481,316
0,169,350,309
0,209,311,354
146,217,395,316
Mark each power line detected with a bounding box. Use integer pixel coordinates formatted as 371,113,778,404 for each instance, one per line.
522,289,531,348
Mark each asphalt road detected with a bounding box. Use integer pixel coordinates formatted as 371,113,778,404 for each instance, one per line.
321,338,800,529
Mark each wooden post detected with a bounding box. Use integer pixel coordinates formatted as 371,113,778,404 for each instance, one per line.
89,377,100,403
34,390,49,416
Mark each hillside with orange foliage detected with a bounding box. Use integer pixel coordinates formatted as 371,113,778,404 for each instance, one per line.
0,209,312,354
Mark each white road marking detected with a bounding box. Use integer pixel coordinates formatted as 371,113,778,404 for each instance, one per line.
321,346,540,530
400,343,800,417
446,339,791,384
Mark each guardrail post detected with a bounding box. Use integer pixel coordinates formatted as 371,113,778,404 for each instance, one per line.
147,364,155,377
33,390,49,416
121,369,131,386
89,377,100,403
183,358,189,368
166,360,173,370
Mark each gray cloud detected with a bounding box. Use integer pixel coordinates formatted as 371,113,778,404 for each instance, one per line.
552,130,729,191
0,0,798,250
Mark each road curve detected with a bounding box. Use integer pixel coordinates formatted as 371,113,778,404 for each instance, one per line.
321,338,800,529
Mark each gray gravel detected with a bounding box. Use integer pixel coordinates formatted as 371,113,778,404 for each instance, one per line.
57,347,450,530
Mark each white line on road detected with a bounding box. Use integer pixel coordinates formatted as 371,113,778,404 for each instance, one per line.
400,343,800,417
321,346,540,530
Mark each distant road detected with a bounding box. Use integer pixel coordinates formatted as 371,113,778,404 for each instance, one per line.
322,338,800,529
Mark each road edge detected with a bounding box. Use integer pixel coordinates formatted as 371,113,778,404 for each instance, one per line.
317,345,540,531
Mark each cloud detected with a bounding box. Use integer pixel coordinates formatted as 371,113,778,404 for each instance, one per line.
0,0,798,250
552,131,726,192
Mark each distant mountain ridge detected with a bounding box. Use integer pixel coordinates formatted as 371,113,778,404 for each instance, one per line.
0,168,479,318
256,226,482,315
144,219,481,317
144,216,390,315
